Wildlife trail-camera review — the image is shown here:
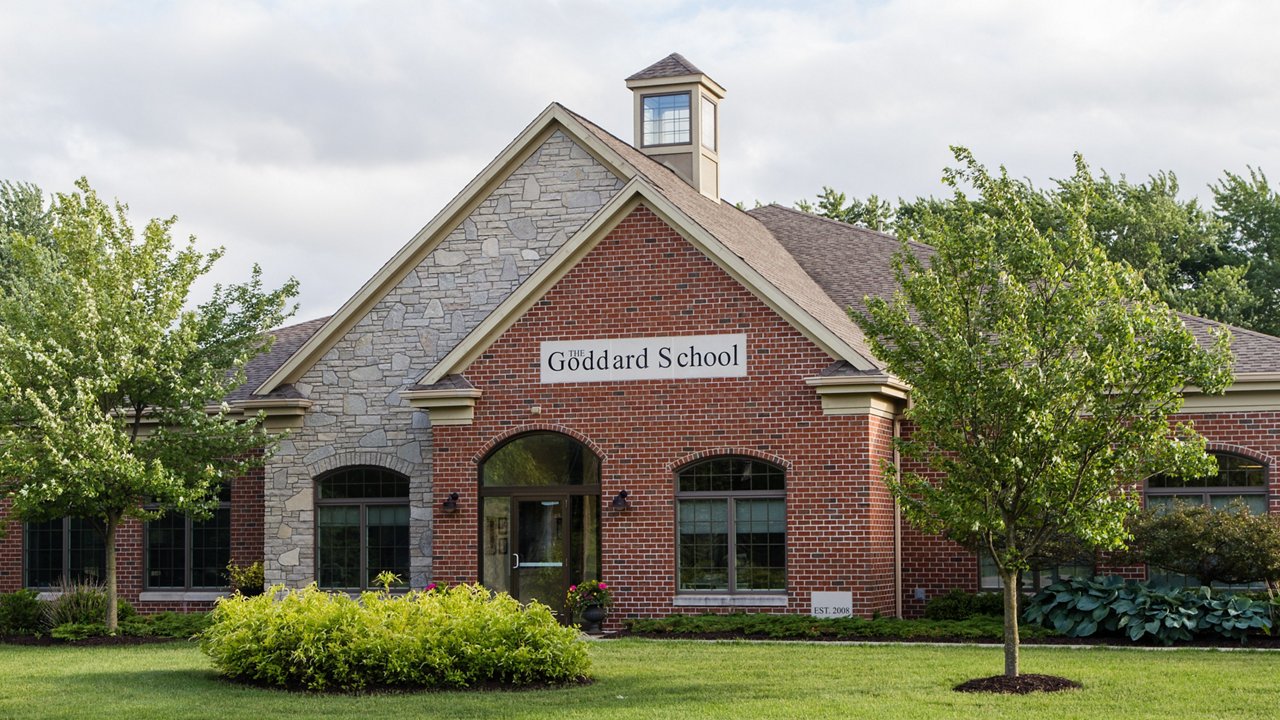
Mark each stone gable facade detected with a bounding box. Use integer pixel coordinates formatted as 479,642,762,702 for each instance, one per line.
263,130,625,586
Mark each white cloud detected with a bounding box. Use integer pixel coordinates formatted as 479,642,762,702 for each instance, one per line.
2,0,1277,319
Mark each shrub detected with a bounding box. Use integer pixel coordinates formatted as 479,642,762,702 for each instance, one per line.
0,589,47,635
200,584,590,692
43,579,136,628
1023,575,1273,644
624,612,1057,642
1126,502,1280,586
50,622,107,641
120,611,211,639
923,590,1004,620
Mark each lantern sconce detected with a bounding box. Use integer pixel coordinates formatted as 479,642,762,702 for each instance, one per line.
442,492,460,513
610,490,632,512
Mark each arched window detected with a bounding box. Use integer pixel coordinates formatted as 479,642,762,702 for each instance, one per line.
315,466,410,590
676,456,785,593
481,432,600,487
1146,453,1268,514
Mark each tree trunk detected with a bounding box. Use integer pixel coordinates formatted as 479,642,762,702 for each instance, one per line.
1001,569,1020,678
105,520,118,634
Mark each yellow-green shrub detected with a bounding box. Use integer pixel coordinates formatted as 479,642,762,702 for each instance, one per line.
199,584,590,692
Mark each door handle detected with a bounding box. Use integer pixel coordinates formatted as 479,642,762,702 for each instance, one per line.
512,553,520,569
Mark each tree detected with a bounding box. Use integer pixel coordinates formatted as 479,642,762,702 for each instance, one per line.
0,178,298,632
800,170,1264,330
0,181,54,293
1214,168,1280,335
857,149,1233,679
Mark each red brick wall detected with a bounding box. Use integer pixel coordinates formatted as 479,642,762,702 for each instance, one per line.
0,499,19,593
0,473,264,613
431,204,898,622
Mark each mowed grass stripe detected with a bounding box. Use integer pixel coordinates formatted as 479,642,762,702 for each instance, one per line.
0,639,1277,719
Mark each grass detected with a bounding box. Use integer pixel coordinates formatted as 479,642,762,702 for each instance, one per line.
1,638,1279,719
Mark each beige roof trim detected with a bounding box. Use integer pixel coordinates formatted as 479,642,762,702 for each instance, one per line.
254,104,641,396
420,179,875,386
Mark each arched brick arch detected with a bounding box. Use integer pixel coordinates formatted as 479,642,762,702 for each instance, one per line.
664,447,793,473
470,423,609,465
306,451,417,479
1205,442,1275,469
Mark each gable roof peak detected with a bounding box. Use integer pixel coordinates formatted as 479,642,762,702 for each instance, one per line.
626,52,706,81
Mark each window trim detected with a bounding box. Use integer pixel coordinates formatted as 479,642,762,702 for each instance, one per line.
674,456,786,596
640,91,693,148
143,500,233,591
314,466,411,591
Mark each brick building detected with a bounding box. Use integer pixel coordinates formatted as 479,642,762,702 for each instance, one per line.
4,54,1280,621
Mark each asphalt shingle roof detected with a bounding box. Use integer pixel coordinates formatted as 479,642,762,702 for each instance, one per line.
226,315,330,402
626,53,705,81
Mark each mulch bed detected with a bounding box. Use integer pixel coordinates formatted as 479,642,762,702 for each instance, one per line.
1,634,180,647
954,674,1081,694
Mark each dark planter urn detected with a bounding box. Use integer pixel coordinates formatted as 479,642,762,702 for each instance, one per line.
580,604,608,633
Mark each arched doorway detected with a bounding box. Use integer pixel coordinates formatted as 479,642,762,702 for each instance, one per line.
479,432,601,616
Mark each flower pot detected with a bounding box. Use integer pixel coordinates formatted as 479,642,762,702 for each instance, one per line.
580,603,608,633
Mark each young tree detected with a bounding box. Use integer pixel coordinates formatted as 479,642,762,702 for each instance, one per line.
858,149,1233,679
0,178,298,632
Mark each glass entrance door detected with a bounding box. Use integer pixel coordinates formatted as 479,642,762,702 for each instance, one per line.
514,498,567,610
480,493,600,618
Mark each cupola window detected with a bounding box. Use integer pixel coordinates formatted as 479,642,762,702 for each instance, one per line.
642,92,691,146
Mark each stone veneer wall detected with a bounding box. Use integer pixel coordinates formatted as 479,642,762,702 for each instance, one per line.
263,130,625,587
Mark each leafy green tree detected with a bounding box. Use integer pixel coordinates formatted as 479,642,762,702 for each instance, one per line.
0,181,54,293
0,179,298,632
796,187,895,232
858,149,1233,678
1214,168,1280,335
800,170,1263,329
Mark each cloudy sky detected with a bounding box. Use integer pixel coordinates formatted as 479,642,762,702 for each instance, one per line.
3,0,1278,322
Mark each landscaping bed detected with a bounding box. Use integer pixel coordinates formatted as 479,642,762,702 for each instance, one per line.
621,610,1280,648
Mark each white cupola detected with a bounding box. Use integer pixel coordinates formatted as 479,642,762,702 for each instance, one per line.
625,53,726,202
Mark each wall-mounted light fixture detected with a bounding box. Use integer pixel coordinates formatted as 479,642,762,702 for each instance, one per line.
611,490,632,511
442,492,460,513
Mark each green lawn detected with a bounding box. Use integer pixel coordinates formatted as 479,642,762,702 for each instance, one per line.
1,639,1277,719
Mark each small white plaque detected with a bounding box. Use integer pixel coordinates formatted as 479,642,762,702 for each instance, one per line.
539,334,747,384
810,591,852,618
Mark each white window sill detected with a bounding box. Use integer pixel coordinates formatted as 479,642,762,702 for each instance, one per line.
138,590,230,602
672,594,788,608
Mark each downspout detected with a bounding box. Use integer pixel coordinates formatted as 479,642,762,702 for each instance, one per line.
893,415,903,619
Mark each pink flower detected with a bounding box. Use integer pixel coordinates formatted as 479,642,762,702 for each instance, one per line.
598,582,608,589
569,585,577,592
426,582,437,591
